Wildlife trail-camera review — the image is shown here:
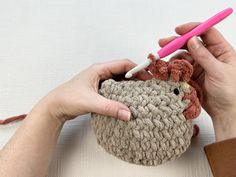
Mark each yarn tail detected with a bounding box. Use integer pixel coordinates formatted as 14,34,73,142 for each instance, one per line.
0,114,27,125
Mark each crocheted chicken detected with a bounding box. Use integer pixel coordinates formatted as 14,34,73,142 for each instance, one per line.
91,54,202,166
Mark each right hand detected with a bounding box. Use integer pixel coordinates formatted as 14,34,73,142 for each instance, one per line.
159,22,236,142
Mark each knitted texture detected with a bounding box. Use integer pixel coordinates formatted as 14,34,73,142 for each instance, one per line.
91,78,195,166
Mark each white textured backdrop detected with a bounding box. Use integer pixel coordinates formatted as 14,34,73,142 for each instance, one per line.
0,0,235,176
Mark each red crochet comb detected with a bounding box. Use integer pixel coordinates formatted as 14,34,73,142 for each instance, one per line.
146,53,193,82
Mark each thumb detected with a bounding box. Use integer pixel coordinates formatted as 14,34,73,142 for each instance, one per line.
91,94,131,121
187,37,220,74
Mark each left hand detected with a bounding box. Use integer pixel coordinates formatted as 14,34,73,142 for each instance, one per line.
0,60,151,177
35,59,152,123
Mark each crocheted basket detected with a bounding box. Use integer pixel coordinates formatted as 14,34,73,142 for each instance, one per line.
91,56,201,166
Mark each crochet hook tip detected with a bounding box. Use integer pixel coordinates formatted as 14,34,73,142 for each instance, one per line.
125,55,160,78
125,59,151,78
125,72,133,78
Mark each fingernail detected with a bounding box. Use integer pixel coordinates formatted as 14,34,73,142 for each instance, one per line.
176,25,182,29
118,109,131,121
189,36,201,49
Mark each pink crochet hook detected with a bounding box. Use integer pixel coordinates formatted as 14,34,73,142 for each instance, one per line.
125,7,233,78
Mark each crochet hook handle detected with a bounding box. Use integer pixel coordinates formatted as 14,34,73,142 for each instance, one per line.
125,7,233,78
157,7,233,58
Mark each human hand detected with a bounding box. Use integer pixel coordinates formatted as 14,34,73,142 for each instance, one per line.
34,59,152,124
159,22,236,142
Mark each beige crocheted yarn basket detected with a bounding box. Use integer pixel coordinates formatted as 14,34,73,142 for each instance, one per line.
91,78,195,166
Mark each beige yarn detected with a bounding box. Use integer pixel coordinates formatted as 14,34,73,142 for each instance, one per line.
91,78,194,166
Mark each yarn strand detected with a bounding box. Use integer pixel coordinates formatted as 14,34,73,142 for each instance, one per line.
0,114,27,125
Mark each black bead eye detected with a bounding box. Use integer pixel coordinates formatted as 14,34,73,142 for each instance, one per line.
173,88,180,95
